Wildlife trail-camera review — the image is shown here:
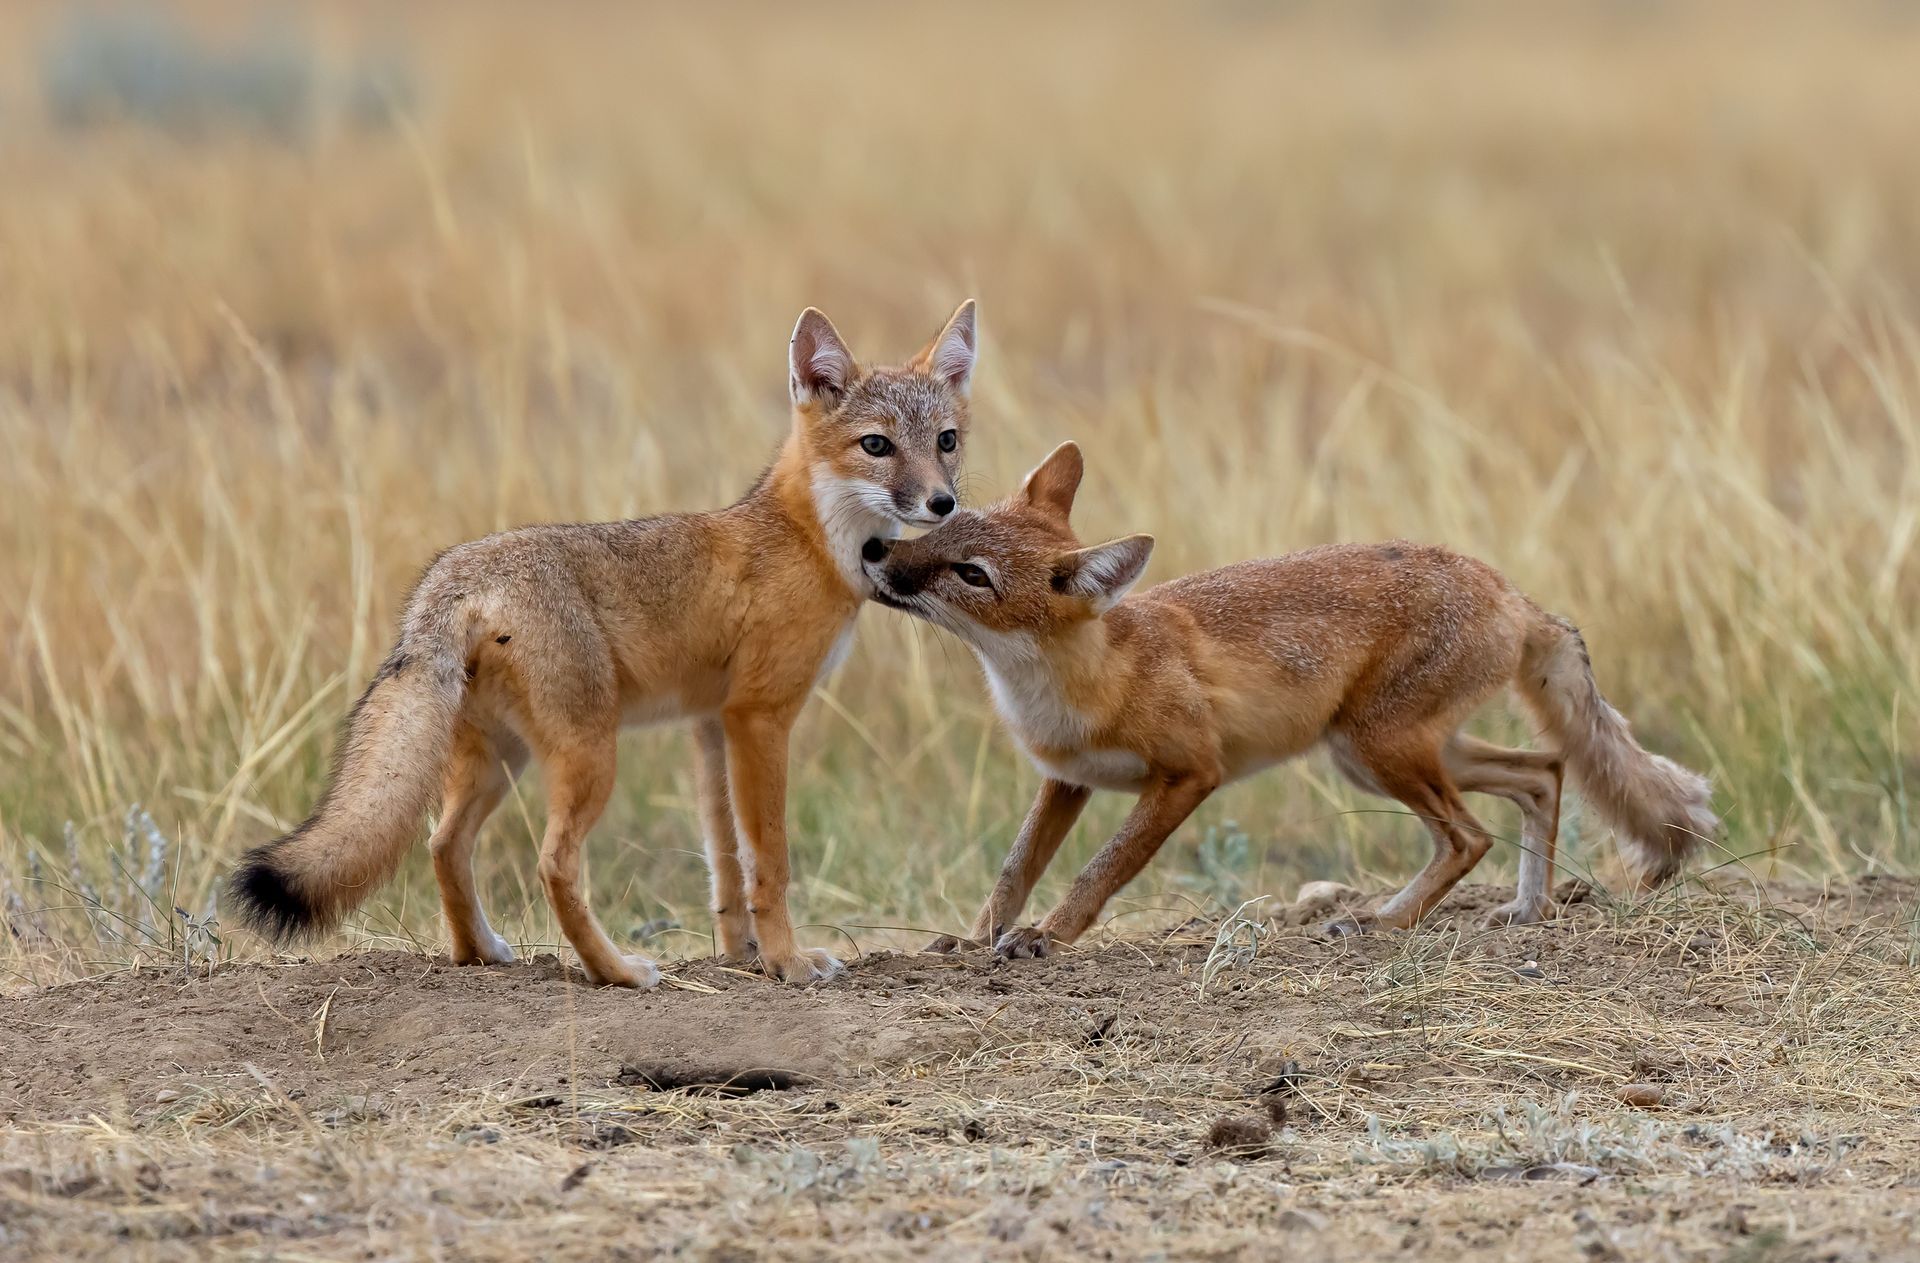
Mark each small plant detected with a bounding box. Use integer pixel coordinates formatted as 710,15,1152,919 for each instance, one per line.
14,805,223,971
175,904,222,971
730,1138,886,1199
1199,896,1270,996
1179,820,1252,908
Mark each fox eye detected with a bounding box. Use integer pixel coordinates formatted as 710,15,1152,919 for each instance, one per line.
860,434,894,457
952,562,992,589
937,429,959,454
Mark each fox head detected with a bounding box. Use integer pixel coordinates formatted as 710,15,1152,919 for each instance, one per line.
790,300,977,536
861,441,1155,649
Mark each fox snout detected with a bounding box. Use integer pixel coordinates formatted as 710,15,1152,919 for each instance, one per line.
892,470,957,524
861,537,938,609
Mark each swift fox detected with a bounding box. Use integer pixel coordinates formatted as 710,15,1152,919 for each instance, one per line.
864,441,1715,956
228,301,980,986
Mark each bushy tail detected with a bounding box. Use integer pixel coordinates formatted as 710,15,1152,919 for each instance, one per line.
1517,608,1717,887
227,605,473,941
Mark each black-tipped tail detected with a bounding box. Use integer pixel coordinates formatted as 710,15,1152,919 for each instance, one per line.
226,842,324,943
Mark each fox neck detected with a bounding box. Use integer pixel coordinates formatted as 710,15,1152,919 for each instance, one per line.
766,425,900,599
962,617,1113,752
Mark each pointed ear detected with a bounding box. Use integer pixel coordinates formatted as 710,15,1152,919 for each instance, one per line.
913,298,977,395
1021,440,1083,521
1056,534,1154,613
790,307,857,408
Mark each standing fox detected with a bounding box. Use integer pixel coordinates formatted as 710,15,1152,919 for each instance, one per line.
864,441,1715,956
228,301,979,985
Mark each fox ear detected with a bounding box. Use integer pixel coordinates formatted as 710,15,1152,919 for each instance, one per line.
1056,534,1154,613
913,299,977,396
790,308,857,408
1021,440,1083,521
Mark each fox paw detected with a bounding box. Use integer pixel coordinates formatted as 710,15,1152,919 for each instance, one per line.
1321,912,1377,939
922,934,985,955
763,947,843,985
452,931,516,966
994,926,1054,959
1481,899,1550,929
584,954,662,989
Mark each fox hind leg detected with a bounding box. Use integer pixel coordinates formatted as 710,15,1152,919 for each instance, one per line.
1340,731,1497,931
1445,735,1564,927
693,717,757,963
533,737,659,988
429,721,527,965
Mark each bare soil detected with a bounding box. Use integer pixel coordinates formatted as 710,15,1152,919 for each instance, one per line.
4,879,1919,1260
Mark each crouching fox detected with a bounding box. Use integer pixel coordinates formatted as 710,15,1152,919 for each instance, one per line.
228,301,979,985
864,441,1715,956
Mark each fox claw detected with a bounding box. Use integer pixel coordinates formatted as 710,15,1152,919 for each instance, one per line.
922,934,984,955
763,947,843,985
993,926,1053,959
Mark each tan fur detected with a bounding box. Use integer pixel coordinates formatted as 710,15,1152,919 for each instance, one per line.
870,441,1715,955
228,301,979,986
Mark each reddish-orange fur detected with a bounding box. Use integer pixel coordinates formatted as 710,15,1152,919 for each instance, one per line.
870,442,1716,956
228,302,979,986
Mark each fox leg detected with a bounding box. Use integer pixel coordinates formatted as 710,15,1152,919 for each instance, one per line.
723,705,841,985
930,778,1091,953
429,721,526,965
1003,771,1216,958
1351,736,1496,930
1445,735,1564,927
693,717,755,962
534,737,658,988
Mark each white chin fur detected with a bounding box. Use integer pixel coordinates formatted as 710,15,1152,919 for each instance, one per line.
811,467,905,594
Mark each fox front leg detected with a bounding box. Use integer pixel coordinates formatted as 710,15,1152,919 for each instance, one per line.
1005,771,1216,958
926,778,1091,954
722,706,843,985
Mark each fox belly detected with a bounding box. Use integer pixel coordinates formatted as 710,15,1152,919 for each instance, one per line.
1034,747,1152,792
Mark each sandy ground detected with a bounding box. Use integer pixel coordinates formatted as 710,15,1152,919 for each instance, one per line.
4,879,1920,1260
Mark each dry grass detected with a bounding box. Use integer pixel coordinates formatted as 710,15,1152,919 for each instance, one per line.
2,1,1918,977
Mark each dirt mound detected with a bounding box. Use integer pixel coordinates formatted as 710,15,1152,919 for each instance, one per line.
2,949,992,1123
5,879,1920,1261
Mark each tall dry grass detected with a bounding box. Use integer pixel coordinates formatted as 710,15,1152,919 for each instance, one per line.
2,1,1916,980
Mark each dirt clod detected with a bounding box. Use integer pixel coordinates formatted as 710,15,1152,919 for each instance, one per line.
1205,1113,1272,1159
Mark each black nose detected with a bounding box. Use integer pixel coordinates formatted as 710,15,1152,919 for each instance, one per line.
861,537,889,563
928,492,956,517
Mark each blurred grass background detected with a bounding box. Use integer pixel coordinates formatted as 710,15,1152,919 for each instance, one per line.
2,0,1916,981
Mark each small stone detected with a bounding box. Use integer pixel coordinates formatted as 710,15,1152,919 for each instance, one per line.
1617,1082,1666,1108
1295,880,1363,905
153,1089,180,1104
1290,881,1368,926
